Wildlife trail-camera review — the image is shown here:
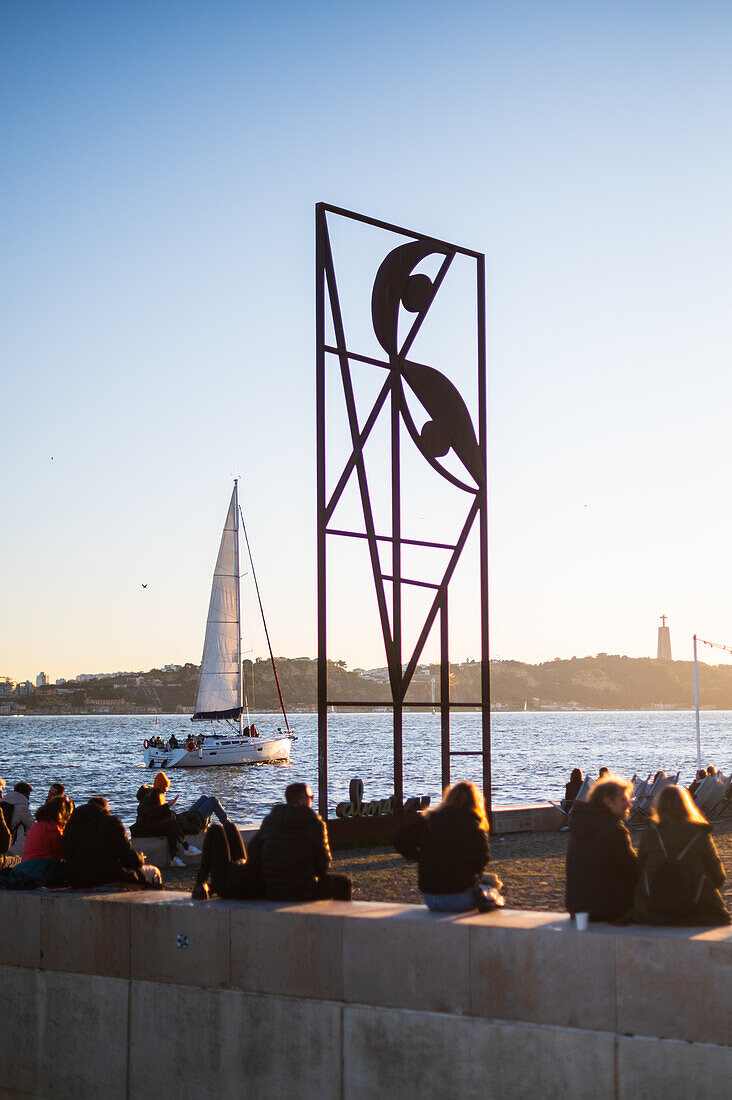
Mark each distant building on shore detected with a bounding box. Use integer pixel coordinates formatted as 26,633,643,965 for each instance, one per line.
36,671,49,688
657,615,672,660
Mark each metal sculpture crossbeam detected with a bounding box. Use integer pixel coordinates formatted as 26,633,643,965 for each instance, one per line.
316,203,491,819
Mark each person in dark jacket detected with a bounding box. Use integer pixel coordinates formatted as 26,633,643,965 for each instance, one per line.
565,773,638,922
562,768,584,810
63,797,149,889
394,781,493,912
255,782,351,901
191,821,263,901
689,769,706,797
630,784,730,926
129,773,200,866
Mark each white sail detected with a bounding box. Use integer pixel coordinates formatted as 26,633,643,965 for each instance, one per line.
193,484,242,719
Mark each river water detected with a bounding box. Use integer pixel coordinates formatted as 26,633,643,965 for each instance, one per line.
0,710,727,827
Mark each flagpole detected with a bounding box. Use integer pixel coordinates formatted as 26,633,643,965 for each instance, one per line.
693,633,701,770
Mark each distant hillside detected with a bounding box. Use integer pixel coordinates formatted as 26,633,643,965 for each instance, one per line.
485,655,729,710
6,654,732,713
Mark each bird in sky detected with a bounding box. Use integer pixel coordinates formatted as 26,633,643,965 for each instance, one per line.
141,584,148,589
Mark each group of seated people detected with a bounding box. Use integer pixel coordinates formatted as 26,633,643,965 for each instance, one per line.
564,771,730,926
191,780,351,901
0,776,162,889
2,764,728,927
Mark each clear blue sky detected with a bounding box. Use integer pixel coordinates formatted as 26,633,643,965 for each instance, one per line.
4,0,732,681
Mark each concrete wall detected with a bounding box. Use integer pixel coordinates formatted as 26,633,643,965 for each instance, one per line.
129,803,564,866
2,890,731,1099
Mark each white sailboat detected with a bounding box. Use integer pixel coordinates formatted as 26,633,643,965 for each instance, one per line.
143,481,293,768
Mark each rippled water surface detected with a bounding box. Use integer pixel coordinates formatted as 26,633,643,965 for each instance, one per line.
0,710,729,827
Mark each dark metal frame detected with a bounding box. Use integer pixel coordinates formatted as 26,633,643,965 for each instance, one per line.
316,203,491,820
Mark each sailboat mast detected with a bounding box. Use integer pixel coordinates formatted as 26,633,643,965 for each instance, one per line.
234,479,243,736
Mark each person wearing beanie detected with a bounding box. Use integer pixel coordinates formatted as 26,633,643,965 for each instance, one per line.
131,771,229,867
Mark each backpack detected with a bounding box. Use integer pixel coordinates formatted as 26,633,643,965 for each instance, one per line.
175,810,206,835
643,827,705,917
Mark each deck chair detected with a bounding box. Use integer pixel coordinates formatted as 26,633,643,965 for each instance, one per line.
552,775,594,829
696,775,730,820
710,775,732,821
631,773,651,804
629,772,673,827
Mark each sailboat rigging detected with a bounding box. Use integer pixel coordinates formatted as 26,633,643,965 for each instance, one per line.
142,481,293,768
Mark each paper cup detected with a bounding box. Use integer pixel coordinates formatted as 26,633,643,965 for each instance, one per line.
575,912,589,931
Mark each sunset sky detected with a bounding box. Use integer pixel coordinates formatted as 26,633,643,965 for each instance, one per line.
5,1,732,681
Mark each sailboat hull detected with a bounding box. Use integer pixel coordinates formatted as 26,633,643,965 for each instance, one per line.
143,736,291,769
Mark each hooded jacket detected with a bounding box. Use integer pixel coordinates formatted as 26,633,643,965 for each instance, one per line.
565,800,638,920
63,801,145,888
4,790,35,855
131,785,176,830
254,803,330,901
631,820,730,926
394,807,489,894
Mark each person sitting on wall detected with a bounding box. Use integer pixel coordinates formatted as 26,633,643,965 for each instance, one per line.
598,766,610,779
0,779,21,872
257,782,351,901
22,796,74,862
191,819,263,901
63,797,161,889
0,795,73,890
706,764,718,777
130,772,202,867
562,768,583,811
5,782,35,856
629,784,729,926
46,782,65,802
565,773,638,923
394,781,499,912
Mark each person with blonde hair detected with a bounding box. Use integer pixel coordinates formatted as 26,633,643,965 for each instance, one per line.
565,773,638,922
631,784,730,925
394,781,499,912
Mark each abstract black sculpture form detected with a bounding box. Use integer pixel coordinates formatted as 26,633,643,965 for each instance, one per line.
316,203,490,819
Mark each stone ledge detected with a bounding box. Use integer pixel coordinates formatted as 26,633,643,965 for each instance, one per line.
129,827,258,866
125,803,564,865
3,889,732,1047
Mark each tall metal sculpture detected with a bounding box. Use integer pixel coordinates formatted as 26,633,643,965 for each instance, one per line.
316,203,490,818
